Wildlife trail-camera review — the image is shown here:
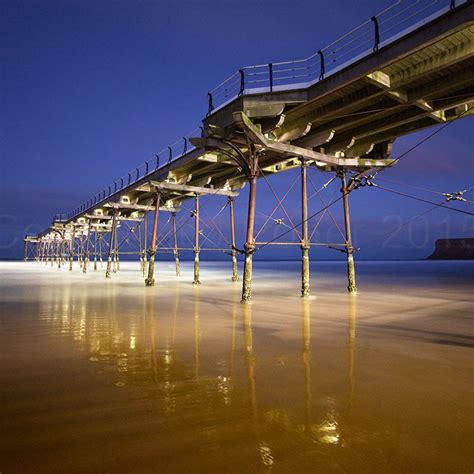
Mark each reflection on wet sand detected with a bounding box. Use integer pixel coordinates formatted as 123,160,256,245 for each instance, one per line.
1,261,473,472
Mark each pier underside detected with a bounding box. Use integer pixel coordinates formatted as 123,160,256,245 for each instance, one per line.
26,1,474,300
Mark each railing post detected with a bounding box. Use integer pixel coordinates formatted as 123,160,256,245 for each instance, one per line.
269,63,273,92
318,50,325,81
207,92,214,116
371,16,380,52
238,69,245,96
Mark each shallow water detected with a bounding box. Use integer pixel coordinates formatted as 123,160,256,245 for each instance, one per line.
0,260,473,473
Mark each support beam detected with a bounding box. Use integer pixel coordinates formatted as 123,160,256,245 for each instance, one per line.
229,197,239,282
172,212,180,277
341,172,357,294
93,230,98,271
301,162,310,298
149,180,238,197
145,191,161,286
83,220,92,274
143,215,148,277
193,194,201,285
105,211,118,278
241,165,258,303
69,235,74,271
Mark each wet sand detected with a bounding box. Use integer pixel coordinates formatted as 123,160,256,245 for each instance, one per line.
0,260,473,473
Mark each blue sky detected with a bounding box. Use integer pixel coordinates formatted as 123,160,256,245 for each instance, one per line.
1,0,473,260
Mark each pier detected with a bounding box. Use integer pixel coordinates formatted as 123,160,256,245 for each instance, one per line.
24,0,474,301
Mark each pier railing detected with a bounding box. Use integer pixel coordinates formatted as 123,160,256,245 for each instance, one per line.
63,0,462,222
207,0,461,113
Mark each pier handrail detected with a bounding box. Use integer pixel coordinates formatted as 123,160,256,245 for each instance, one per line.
63,0,462,222
207,0,462,112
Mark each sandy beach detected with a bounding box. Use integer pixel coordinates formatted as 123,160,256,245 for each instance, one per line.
0,260,473,472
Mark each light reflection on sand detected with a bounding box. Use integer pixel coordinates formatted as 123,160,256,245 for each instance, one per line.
0,260,473,472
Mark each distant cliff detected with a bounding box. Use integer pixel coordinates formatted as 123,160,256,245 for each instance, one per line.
427,238,474,260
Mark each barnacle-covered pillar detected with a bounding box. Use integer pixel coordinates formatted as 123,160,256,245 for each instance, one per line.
83,220,92,274
229,197,239,282
301,162,310,297
241,172,257,303
113,223,119,273
57,233,63,269
93,227,98,271
193,194,201,285
341,171,357,293
69,232,74,271
172,212,180,276
105,211,119,279
145,191,161,286
51,233,57,267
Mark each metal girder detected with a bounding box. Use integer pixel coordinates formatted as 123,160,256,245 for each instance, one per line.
104,202,180,213
233,112,395,168
146,180,239,197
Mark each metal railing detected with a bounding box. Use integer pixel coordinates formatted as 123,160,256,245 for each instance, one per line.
61,0,462,224
65,126,202,221
207,0,463,114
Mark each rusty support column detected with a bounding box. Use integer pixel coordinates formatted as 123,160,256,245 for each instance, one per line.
341,171,357,293
113,222,119,273
57,233,63,269
105,211,119,278
193,194,201,285
93,227,98,271
60,234,65,266
229,197,239,282
145,191,161,286
78,230,84,269
51,234,56,267
172,212,180,276
241,174,257,303
69,233,74,271
301,162,310,297
142,214,148,277
83,220,92,274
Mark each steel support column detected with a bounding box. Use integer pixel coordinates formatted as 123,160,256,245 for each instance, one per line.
69,234,74,271
229,197,239,282
23,240,28,261
301,162,310,297
145,191,161,286
93,228,98,271
51,234,57,267
193,194,201,285
106,211,119,278
172,212,180,276
341,172,357,293
241,174,257,303
83,220,92,274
